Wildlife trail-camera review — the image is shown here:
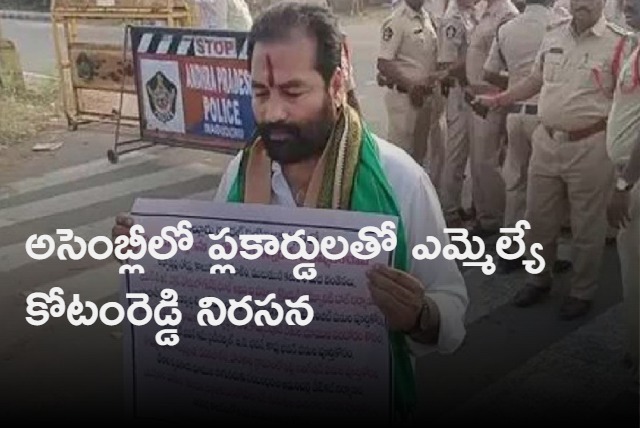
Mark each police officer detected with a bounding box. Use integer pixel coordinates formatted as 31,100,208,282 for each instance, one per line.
421,0,449,193
606,0,640,381
465,0,519,237
378,0,440,168
341,32,361,113
438,0,478,226
553,0,572,16
479,0,635,319
191,0,253,31
483,0,557,272
605,0,628,26
289,0,361,112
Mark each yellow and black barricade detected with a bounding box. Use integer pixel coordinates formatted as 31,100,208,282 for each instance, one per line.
51,0,193,131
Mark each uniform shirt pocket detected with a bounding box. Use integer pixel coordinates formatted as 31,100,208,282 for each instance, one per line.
542,50,563,82
409,27,428,46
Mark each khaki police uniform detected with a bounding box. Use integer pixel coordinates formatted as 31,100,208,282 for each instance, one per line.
604,0,628,28
466,0,519,231
419,0,449,192
379,1,439,170
341,33,357,98
526,16,634,300
192,0,253,31
484,4,553,228
552,0,571,20
287,1,356,104
439,0,477,222
474,0,487,21
424,0,448,26
607,40,640,372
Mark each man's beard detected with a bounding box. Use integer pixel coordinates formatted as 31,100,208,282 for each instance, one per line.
257,97,336,165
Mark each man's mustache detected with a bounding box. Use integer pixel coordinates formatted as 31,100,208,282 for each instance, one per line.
257,122,301,141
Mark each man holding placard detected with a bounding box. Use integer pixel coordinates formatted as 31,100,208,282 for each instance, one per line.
114,2,467,420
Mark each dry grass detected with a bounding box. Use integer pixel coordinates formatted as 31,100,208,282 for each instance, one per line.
0,77,62,147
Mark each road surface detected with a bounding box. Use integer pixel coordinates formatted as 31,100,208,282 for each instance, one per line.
0,16,387,131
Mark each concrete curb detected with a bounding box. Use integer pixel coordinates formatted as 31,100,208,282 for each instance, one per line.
0,10,51,22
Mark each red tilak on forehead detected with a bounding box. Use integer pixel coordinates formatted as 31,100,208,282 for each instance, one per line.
266,54,275,88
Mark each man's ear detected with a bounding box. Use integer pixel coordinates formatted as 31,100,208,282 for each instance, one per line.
329,67,346,107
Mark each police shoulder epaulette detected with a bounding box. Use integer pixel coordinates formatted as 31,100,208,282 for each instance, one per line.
426,10,437,30
546,17,570,32
381,14,393,29
622,32,640,51
606,21,631,36
496,17,510,35
442,14,462,27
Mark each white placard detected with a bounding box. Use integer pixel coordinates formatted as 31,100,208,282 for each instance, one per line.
122,198,396,423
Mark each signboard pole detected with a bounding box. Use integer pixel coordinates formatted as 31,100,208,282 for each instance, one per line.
109,24,153,165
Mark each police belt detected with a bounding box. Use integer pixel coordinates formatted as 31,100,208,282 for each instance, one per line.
447,77,465,87
507,103,538,115
390,84,409,94
389,84,434,96
544,119,607,142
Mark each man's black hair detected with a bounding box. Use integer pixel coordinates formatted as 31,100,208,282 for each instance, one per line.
247,2,343,85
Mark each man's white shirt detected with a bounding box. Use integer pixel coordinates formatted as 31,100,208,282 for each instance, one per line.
214,135,469,356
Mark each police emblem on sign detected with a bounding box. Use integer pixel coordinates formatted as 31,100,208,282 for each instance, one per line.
146,71,177,124
383,26,393,42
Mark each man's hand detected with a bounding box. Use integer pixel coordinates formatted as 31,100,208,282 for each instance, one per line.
428,69,448,87
112,213,135,261
608,190,631,229
112,213,134,241
366,264,424,332
476,92,505,109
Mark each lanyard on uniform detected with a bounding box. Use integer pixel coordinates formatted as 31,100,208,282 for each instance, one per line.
596,49,640,95
618,48,640,94
591,67,613,99
592,38,640,97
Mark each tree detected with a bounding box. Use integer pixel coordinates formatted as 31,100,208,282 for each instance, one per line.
0,0,51,11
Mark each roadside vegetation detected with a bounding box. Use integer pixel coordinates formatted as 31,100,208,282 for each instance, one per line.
0,77,61,147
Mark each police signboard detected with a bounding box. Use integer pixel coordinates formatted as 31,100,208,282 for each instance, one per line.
130,25,255,154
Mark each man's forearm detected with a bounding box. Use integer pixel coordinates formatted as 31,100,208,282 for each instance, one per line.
377,59,417,90
483,71,509,90
499,73,543,105
442,60,467,82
